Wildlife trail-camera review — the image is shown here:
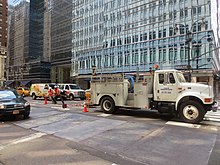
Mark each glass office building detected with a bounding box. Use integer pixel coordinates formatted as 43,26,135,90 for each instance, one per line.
72,0,219,88
50,0,72,83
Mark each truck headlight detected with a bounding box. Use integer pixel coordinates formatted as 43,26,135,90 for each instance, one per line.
25,102,30,107
0,104,4,109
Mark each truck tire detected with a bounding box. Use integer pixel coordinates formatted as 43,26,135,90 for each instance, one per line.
179,100,205,123
69,94,74,100
101,97,116,114
32,93,37,100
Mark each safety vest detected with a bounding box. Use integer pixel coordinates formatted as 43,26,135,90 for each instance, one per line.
48,89,54,96
54,88,60,96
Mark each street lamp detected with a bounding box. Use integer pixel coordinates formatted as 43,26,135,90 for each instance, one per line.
191,35,213,70
174,18,206,82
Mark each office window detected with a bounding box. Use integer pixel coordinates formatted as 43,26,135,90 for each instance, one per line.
140,34,143,41
185,7,188,17
159,30,162,38
118,52,123,67
163,13,166,20
144,33,147,40
192,7,196,16
180,47,184,61
163,29,166,37
180,9,184,18
174,48,177,61
173,10,177,19
153,31,156,39
163,49,166,62
198,6,201,15
159,49,162,62
169,49,173,62
149,32,152,40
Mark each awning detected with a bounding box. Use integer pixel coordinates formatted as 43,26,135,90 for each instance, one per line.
5,81,15,86
21,80,31,86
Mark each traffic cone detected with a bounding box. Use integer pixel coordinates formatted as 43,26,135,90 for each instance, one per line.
44,96,48,104
82,102,88,112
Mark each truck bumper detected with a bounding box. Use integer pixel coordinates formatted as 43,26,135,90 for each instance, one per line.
212,101,219,112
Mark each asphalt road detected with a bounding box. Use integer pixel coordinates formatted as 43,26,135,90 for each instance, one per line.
1,97,220,165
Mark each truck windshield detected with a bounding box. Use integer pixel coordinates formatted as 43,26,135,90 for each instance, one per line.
176,72,186,83
69,85,81,89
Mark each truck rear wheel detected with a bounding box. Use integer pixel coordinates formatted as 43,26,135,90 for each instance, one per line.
179,100,205,124
101,97,116,114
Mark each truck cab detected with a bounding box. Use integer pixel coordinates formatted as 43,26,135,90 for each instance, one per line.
152,70,217,123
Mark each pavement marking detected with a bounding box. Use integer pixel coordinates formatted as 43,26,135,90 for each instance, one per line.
166,121,201,128
97,114,112,117
51,106,70,111
204,117,220,122
0,132,46,150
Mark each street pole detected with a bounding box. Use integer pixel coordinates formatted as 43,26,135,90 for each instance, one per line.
186,31,192,82
195,45,200,70
187,41,191,82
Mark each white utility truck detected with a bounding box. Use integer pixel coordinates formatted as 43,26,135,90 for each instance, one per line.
89,69,218,123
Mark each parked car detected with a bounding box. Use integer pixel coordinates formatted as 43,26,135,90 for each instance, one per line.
59,84,86,100
16,87,30,97
0,89,30,119
30,83,56,100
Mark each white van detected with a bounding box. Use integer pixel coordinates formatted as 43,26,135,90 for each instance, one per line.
59,84,85,100
30,83,56,100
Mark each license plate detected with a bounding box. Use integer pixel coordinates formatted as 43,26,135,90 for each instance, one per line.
13,110,19,114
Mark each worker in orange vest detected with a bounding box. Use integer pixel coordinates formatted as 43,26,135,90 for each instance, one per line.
48,87,56,104
54,86,64,105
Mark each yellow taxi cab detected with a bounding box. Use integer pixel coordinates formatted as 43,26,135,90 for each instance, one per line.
16,87,30,97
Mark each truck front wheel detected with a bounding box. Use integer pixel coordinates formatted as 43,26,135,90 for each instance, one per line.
179,100,205,124
32,93,37,100
101,97,116,114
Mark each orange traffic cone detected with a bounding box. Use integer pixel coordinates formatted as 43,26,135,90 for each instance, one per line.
82,102,88,112
44,96,48,104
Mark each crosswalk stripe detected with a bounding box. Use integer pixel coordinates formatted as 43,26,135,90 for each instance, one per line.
204,117,220,122
0,132,46,150
97,114,112,117
166,121,201,128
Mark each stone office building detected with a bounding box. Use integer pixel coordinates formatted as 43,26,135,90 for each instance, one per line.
7,0,50,87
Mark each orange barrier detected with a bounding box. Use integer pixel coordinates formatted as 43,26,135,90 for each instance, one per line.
44,96,48,104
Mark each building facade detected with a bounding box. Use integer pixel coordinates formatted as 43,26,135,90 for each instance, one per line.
50,0,72,83
7,0,50,87
7,0,29,87
71,0,220,89
0,0,7,85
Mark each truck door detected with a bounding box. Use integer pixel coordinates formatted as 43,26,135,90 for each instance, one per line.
154,72,178,102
